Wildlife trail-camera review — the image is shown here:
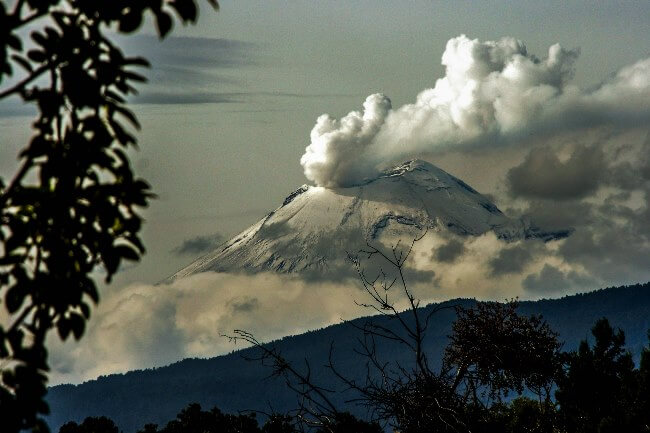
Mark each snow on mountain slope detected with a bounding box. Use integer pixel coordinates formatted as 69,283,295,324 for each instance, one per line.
168,160,570,281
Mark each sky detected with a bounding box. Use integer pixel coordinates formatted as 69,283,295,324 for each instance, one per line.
1,0,650,383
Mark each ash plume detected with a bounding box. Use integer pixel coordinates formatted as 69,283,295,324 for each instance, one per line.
301,34,650,187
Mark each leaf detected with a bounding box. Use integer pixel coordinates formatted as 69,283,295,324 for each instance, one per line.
109,119,136,146
122,70,147,83
79,302,91,319
31,31,48,48
170,0,198,23
7,34,22,51
115,244,140,261
56,318,71,340
6,283,28,314
0,335,9,358
26,49,46,63
118,11,143,33
85,284,100,304
102,250,119,276
112,104,141,129
11,54,33,73
7,35,23,51
124,56,150,68
69,313,85,340
105,89,126,104
155,11,173,38
0,254,22,266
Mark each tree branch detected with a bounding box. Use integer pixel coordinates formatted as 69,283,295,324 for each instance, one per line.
0,64,49,100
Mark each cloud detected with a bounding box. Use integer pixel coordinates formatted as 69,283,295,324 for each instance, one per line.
433,238,466,263
132,90,361,106
121,35,257,70
300,35,650,187
120,35,258,106
507,144,607,200
507,129,650,202
556,202,650,283
134,92,242,105
488,243,537,276
501,128,650,286
523,264,597,296
172,233,225,256
46,231,555,384
47,272,373,385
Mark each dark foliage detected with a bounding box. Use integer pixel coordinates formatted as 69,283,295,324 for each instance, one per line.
137,403,262,433
59,416,119,433
314,412,382,433
556,318,650,432
57,314,650,433
445,300,562,402
476,397,556,433
58,403,384,433
0,0,218,431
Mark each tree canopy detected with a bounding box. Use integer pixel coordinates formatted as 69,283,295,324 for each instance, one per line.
0,0,217,431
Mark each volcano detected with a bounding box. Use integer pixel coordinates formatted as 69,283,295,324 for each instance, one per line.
168,160,570,281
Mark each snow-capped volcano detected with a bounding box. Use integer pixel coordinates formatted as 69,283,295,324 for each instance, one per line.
168,160,569,281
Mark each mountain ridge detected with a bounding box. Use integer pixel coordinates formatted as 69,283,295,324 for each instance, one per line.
47,282,650,432
167,160,571,282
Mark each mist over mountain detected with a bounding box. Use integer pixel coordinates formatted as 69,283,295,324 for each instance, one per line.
46,282,650,433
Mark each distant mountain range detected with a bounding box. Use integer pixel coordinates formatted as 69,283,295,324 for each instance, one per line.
167,160,569,282
47,282,650,432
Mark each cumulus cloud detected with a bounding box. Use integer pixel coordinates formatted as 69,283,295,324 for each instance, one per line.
41,228,568,384
433,238,466,263
507,144,607,200
507,128,650,202
523,264,598,296
488,243,538,276
172,233,225,256
503,129,650,287
300,35,650,187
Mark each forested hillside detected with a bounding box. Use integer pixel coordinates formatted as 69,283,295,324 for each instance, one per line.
47,282,650,432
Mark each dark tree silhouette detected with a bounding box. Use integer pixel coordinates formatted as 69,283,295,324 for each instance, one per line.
555,318,649,433
59,416,119,433
230,237,566,433
445,300,562,403
0,0,217,431
133,403,300,433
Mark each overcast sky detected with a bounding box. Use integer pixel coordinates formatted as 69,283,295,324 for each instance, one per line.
2,0,650,383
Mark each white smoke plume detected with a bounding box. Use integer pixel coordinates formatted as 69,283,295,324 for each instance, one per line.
300,93,392,187
301,35,650,187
